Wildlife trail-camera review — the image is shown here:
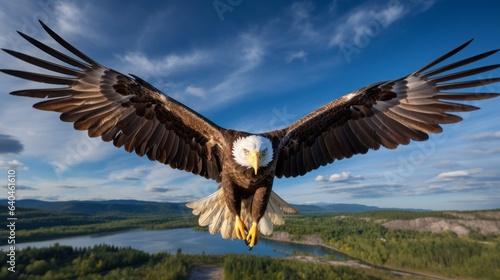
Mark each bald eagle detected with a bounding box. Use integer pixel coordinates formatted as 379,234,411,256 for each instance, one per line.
2,21,499,249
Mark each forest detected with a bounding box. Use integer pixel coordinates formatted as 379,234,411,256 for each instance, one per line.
274,213,500,279
1,204,499,279
0,244,425,280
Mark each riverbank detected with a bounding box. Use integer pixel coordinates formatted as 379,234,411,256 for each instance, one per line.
263,231,363,263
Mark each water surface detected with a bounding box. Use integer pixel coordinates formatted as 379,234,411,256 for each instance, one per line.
2,228,350,260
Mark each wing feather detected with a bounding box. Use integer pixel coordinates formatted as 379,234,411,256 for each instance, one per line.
1,21,226,181
347,120,378,149
269,40,499,178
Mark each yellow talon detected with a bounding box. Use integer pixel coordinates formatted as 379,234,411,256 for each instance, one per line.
246,222,259,249
234,215,247,240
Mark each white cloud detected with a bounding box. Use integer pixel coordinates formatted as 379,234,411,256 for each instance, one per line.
0,160,28,170
314,175,325,182
436,170,470,179
432,169,481,181
314,171,375,183
329,171,352,182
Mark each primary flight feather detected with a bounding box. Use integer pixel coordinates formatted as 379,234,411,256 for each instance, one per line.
2,21,499,249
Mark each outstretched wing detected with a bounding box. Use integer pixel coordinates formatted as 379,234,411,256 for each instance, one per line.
269,40,499,178
1,21,225,181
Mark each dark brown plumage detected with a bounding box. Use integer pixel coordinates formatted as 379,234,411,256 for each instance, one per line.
2,21,499,249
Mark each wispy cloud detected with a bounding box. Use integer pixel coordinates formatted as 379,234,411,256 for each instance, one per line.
185,85,206,98
15,185,38,191
0,160,28,170
57,185,87,189
114,32,266,112
54,2,90,36
145,186,178,193
310,166,498,201
434,160,462,168
313,171,401,199
189,33,266,110
470,131,500,140
285,50,308,63
469,147,500,156
134,168,150,174
238,34,265,72
115,175,141,181
118,50,211,79
287,2,319,40
0,1,101,45
411,168,500,196
419,184,478,195
102,162,215,202
447,196,500,210
329,2,405,47
109,167,149,182
0,99,117,178
322,183,406,199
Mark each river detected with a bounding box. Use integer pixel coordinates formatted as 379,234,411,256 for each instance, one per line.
1,228,352,260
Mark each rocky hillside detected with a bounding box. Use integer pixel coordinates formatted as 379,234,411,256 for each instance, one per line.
379,211,500,236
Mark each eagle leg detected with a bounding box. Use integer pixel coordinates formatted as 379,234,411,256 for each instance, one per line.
234,215,247,240
245,222,259,250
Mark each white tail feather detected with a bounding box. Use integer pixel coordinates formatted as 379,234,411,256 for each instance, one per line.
186,189,299,239
208,204,224,234
221,208,234,239
259,214,273,235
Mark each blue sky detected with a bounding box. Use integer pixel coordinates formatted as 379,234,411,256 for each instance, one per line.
0,0,499,210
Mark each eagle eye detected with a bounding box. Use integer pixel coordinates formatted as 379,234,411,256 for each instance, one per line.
243,149,250,156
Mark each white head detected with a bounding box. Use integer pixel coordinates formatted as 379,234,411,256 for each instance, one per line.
232,135,273,175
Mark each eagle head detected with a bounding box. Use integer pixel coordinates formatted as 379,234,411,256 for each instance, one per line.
232,135,273,175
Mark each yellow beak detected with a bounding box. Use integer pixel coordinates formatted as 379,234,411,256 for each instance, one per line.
249,151,259,175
